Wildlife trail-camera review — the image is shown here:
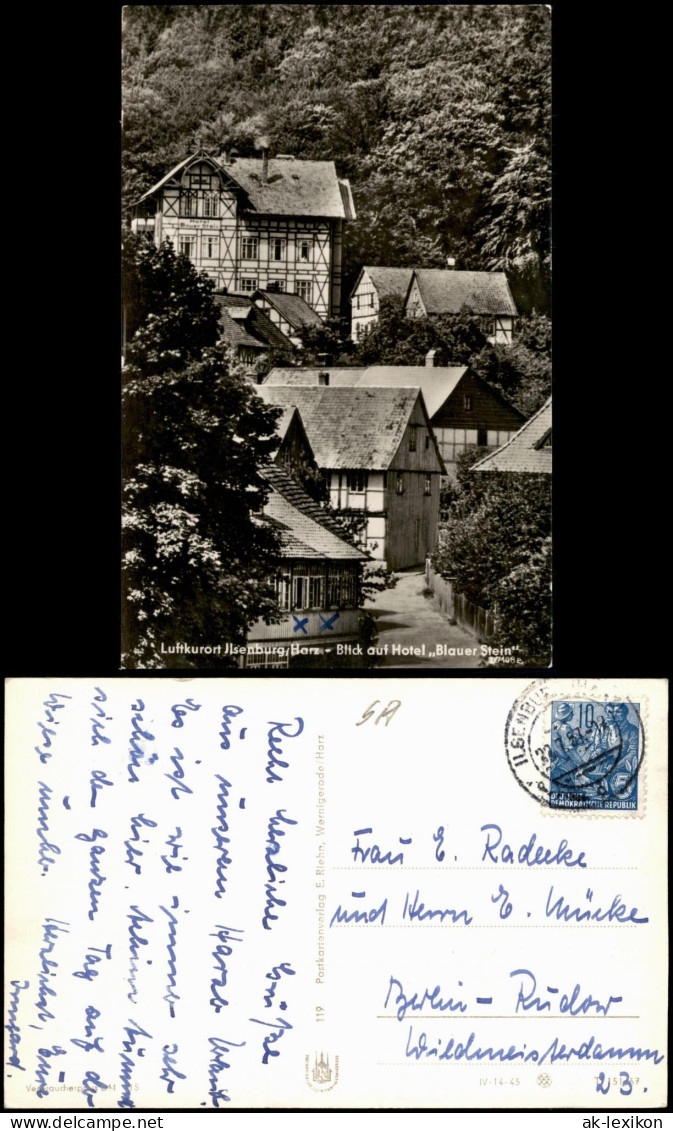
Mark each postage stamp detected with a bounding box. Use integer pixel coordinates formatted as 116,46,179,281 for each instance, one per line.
548,700,640,810
505,681,645,811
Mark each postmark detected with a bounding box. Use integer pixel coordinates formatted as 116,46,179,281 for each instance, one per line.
505,681,644,810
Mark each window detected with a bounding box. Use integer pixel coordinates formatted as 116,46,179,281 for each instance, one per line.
367,292,374,308
292,568,324,611
298,238,312,262
425,434,430,450
241,236,258,260
189,172,211,189
396,472,405,495
276,572,292,611
203,193,220,218
327,567,356,609
271,238,286,261
424,475,432,495
240,277,257,293
205,236,219,259
347,472,367,494
179,192,196,218
463,395,473,411
477,428,487,446
296,279,312,304
408,428,417,452
178,237,195,259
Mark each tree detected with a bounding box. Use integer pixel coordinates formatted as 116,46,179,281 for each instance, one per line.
296,316,353,365
352,295,488,366
469,312,551,417
432,461,551,666
122,235,284,668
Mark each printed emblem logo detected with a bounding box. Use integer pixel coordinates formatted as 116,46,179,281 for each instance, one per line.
537,1073,552,1087
305,1051,339,1092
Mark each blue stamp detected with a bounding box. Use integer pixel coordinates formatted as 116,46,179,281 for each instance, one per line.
549,701,640,810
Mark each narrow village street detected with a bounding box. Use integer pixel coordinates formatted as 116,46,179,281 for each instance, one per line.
364,567,484,668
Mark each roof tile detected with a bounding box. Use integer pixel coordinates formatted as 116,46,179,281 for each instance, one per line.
261,467,366,560
413,270,518,316
256,385,422,469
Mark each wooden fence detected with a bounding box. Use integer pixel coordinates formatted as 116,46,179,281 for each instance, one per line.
425,560,497,642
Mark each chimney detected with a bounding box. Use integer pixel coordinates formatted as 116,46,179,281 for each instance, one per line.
425,349,438,368
257,134,271,182
446,257,456,270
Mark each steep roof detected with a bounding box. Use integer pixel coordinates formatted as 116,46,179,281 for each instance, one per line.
471,398,552,473
136,151,246,205
263,368,367,387
221,156,352,218
136,151,354,219
214,293,294,358
409,270,518,317
255,290,323,330
218,309,268,352
255,385,424,470
261,466,366,561
350,266,413,300
263,465,352,539
358,366,467,418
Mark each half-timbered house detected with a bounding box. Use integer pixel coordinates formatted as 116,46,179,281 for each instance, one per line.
256,385,445,569
130,148,356,318
349,266,413,341
404,269,518,343
213,293,295,367
252,289,324,348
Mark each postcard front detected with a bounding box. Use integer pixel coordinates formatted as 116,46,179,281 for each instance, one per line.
4,678,667,1109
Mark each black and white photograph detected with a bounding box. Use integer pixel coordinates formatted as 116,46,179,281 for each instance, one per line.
121,4,552,670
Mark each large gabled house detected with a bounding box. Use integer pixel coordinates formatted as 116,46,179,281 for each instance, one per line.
404,269,518,344
471,398,552,473
129,147,356,318
256,385,445,569
263,357,525,479
349,266,413,341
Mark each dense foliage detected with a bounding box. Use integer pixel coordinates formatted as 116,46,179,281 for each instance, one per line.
351,296,551,417
123,4,551,312
432,458,551,666
122,235,284,668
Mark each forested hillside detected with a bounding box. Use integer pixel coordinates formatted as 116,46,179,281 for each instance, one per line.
122,4,550,312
